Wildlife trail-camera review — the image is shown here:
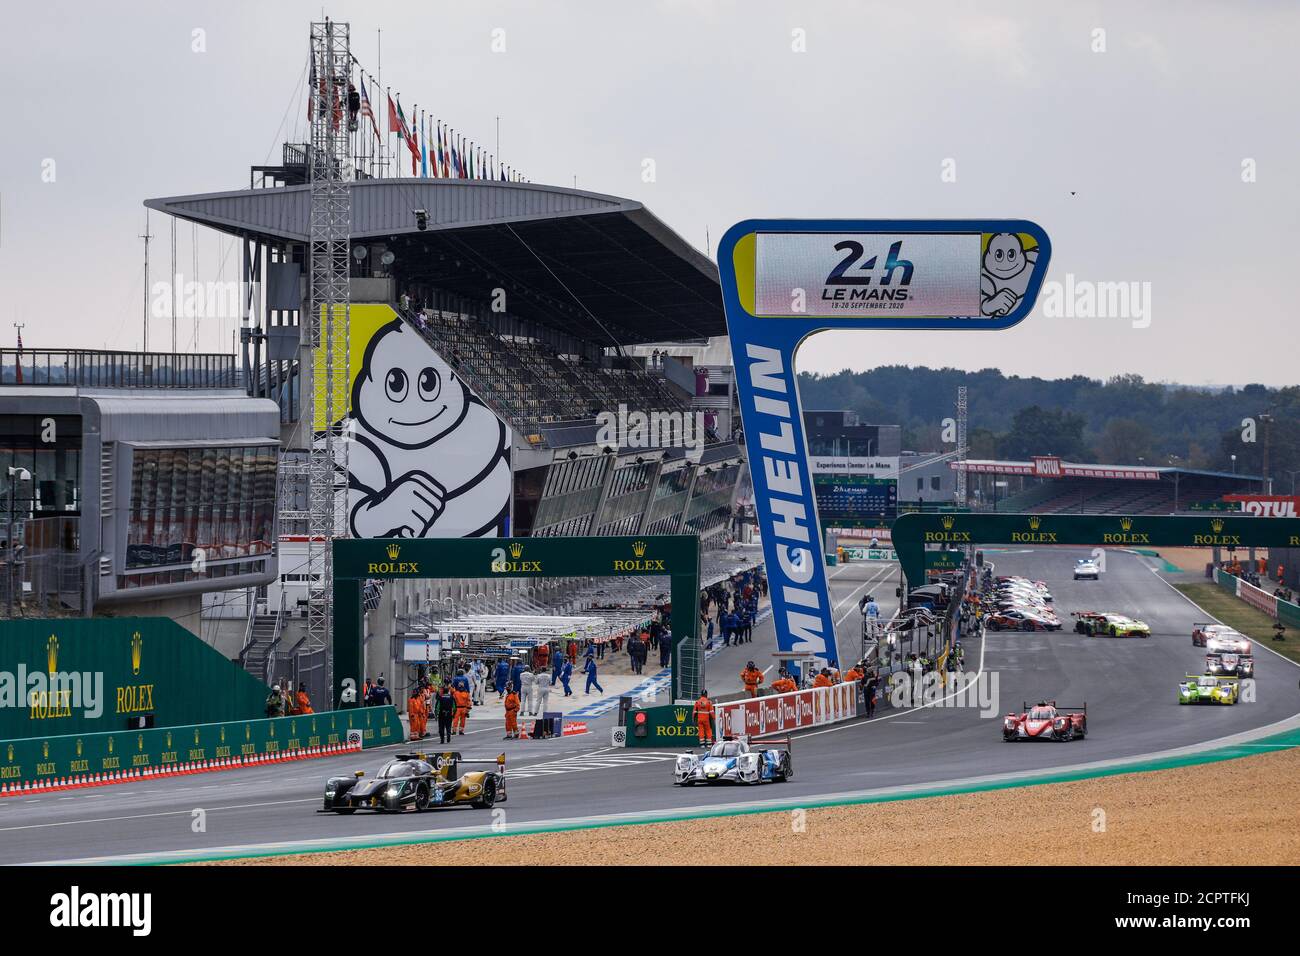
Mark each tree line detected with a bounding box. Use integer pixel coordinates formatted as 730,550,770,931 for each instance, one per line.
797,367,1300,488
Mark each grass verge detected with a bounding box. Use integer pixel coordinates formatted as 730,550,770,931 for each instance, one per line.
1175,581,1300,666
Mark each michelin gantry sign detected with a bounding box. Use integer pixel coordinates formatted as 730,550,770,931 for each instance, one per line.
717,220,1052,668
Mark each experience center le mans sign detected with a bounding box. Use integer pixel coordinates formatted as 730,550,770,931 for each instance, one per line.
718,219,1053,667
890,512,1300,586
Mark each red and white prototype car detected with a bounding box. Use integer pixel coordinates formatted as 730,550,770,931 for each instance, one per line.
1002,700,1087,742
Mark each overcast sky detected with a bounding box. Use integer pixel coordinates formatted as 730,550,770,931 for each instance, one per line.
1,0,1296,385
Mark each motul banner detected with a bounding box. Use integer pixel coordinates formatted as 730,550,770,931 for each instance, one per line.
1224,495,1300,518
715,682,859,738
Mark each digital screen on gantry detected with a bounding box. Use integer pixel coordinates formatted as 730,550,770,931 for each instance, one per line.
753,232,1041,319
813,474,898,520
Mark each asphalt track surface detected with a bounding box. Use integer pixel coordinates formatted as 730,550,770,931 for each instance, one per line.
4,549,1298,864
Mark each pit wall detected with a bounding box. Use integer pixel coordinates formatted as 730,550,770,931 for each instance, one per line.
0,705,401,794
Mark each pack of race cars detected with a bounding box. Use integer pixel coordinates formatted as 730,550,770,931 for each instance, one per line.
983,576,1063,631
983,564,1262,742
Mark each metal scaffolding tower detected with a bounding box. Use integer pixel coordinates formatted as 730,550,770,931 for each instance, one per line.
955,386,969,508
303,19,353,683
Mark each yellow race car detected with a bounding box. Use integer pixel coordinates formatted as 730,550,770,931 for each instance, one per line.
322,751,507,813
1178,674,1238,705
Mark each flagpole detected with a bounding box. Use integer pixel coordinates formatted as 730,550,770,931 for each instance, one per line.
376,29,382,178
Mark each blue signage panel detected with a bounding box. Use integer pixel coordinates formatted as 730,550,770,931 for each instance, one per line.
815,475,897,523
718,220,1051,667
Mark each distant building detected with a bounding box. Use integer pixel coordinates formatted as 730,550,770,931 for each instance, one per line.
0,349,280,630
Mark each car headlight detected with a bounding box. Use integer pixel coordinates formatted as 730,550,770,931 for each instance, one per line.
386,783,403,796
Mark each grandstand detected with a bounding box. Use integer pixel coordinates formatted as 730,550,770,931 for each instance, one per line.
956,457,1262,516
146,153,746,696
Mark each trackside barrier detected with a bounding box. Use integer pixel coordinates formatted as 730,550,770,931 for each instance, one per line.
714,682,860,739
1213,567,1300,629
0,706,400,797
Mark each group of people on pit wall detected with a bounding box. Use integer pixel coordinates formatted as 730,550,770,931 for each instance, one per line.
690,661,884,744
264,682,313,718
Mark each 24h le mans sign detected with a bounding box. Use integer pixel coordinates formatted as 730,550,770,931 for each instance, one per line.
717,220,1052,668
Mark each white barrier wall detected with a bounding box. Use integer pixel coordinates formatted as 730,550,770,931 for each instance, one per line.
715,681,859,738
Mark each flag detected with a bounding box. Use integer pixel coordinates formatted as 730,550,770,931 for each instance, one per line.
420,116,428,177
359,76,380,141
13,325,22,385
437,124,447,178
389,94,413,147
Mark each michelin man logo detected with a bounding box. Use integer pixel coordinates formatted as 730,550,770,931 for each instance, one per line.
980,233,1038,317
347,319,510,538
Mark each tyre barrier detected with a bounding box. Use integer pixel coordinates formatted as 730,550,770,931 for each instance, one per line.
0,739,364,798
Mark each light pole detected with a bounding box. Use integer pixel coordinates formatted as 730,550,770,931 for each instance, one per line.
1231,454,1237,475
6,466,31,618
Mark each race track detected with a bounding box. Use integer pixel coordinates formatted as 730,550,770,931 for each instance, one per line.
4,549,1297,864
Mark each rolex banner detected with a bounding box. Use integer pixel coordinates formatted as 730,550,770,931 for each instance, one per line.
0,706,400,792
0,618,270,741
892,511,1300,587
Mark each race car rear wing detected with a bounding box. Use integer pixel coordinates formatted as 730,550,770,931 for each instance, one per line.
1023,701,1087,714
459,753,508,771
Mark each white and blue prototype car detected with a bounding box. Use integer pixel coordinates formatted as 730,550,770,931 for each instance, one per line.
673,736,792,786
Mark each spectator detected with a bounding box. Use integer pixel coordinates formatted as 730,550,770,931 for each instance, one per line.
584,656,604,695
503,684,521,740
693,689,715,746
451,683,472,735
451,669,470,695
508,657,525,700
366,676,391,707
771,669,797,694
265,684,284,718
493,658,510,699
628,634,644,675
534,667,552,716
407,685,427,741
470,659,486,705
520,667,536,715
434,684,455,743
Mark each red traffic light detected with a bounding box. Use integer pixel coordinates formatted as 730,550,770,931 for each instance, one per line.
634,711,647,724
